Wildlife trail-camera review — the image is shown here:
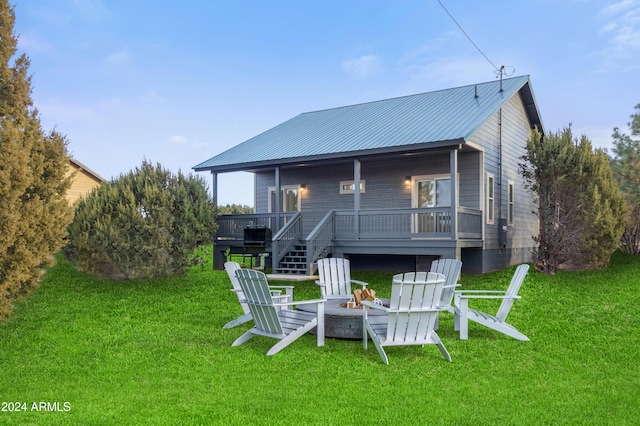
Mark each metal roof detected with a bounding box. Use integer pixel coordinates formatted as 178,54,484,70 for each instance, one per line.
194,75,542,172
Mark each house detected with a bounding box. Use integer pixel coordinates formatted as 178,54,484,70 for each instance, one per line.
194,75,544,274
65,157,106,205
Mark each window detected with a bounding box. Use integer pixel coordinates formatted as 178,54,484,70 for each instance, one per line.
487,174,495,224
340,180,365,194
268,186,300,212
508,180,515,225
414,176,451,208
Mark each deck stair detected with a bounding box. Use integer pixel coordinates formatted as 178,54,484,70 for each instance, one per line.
275,242,309,275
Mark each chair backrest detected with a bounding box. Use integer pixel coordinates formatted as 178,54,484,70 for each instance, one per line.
317,258,352,297
495,264,530,322
386,272,445,342
430,258,462,307
234,268,283,336
224,261,250,315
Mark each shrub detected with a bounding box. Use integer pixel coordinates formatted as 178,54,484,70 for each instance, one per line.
68,160,217,279
520,127,626,273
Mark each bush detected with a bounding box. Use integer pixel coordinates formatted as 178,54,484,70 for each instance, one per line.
68,160,217,279
520,127,626,273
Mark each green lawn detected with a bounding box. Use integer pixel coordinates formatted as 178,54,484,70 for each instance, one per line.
1,249,639,425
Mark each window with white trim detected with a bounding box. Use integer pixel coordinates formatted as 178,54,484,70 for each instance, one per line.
487,173,495,224
412,175,452,208
339,180,365,194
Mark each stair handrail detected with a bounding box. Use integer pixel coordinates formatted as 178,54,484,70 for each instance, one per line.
305,210,336,273
271,212,303,267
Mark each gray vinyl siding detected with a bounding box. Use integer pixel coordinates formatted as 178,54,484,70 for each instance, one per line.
468,92,537,271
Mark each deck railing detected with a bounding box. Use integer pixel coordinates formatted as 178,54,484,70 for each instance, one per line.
333,207,482,240
215,213,296,241
271,212,303,266
305,210,336,271
215,207,482,272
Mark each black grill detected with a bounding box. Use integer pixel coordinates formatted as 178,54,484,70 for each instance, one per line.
243,226,270,247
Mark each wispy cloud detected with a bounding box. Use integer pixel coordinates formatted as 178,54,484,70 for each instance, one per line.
600,0,637,16
598,0,640,53
400,55,496,93
16,31,55,56
71,0,112,21
169,135,208,149
106,50,131,65
341,54,383,78
170,135,188,144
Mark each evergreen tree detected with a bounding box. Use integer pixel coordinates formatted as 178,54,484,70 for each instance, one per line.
610,104,640,254
68,160,217,279
0,1,73,319
520,127,625,274
218,203,254,215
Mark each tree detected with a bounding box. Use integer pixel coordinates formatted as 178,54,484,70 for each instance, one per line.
610,104,640,255
67,160,217,279
218,203,253,215
520,127,626,274
0,1,73,319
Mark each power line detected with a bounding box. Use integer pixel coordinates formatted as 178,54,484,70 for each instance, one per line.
436,0,500,72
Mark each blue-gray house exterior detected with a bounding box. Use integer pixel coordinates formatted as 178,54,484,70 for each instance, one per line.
194,75,544,274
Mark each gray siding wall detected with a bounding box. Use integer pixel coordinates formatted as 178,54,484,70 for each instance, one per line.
255,150,481,236
468,91,538,271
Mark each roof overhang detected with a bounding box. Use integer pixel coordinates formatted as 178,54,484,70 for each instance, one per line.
193,138,465,174
518,81,544,134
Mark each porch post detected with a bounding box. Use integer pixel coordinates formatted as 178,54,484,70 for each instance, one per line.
353,159,361,239
450,147,458,241
211,171,218,204
274,167,281,233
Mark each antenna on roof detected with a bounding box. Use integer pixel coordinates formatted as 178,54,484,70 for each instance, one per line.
495,65,516,92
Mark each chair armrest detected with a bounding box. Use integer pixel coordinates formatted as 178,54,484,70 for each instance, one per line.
458,294,521,300
350,279,368,288
274,298,325,308
455,289,520,300
360,300,389,312
270,285,294,300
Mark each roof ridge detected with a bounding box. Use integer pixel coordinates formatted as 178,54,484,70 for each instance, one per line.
301,75,530,115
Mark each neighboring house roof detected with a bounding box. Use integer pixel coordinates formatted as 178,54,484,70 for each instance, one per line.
194,75,543,173
68,157,107,183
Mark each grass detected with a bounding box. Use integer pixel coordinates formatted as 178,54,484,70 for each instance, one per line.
1,249,639,425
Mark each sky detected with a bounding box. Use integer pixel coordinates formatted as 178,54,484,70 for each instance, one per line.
12,0,640,206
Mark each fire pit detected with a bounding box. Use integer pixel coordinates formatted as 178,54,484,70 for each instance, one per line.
297,294,390,340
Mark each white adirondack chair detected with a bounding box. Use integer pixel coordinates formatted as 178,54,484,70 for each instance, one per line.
430,258,463,313
362,272,452,365
232,268,325,356
453,264,530,341
222,262,293,329
315,257,368,299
